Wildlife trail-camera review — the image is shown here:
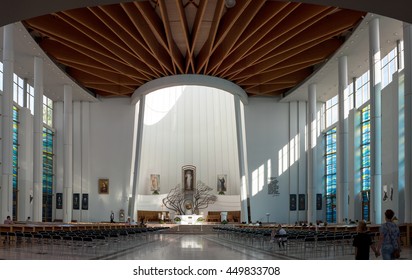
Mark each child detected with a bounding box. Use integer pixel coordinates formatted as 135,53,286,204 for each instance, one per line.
352,220,378,260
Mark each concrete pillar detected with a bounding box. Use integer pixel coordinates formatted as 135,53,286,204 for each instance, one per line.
337,56,349,223
63,85,73,223
1,24,14,220
369,18,382,223
234,95,250,223
130,96,145,222
307,83,317,223
33,56,44,222
17,108,34,221
403,22,412,223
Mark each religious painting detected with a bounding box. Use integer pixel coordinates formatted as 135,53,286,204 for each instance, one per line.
150,174,160,193
82,194,89,210
182,165,196,191
316,194,322,210
73,193,80,210
98,178,109,194
289,194,296,211
299,194,306,211
56,193,63,209
217,174,227,193
268,177,279,196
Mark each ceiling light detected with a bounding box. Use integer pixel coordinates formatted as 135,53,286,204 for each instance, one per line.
225,0,236,8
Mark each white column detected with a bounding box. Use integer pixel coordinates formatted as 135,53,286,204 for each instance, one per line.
369,18,382,223
130,96,145,222
403,22,412,223
63,85,73,223
307,84,317,224
234,95,250,223
337,56,349,223
17,108,34,221
33,56,44,222
54,102,64,221
1,24,14,220
81,101,91,222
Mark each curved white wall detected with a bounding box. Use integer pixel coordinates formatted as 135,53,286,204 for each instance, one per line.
137,85,241,196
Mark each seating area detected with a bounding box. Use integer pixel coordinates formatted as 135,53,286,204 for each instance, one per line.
0,223,169,259
213,225,382,259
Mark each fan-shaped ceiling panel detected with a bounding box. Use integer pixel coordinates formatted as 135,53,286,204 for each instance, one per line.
23,0,365,98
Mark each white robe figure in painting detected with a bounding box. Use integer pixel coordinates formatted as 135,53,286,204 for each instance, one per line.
185,171,193,191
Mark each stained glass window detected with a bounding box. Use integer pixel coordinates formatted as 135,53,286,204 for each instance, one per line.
361,105,371,221
43,127,54,222
325,127,337,223
12,106,19,221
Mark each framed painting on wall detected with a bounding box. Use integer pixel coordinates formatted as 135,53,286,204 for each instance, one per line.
299,194,306,211
182,165,196,191
316,194,322,210
56,193,63,209
289,194,296,211
217,174,227,193
73,193,80,210
98,178,109,194
150,174,160,193
82,194,89,210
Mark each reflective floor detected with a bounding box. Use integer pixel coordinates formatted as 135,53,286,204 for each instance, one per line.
1,232,411,260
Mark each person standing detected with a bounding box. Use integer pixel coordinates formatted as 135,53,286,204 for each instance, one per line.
272,224,287,249
110,211,115,223
3,216,13,224
352,220,378,260
376,209,401,260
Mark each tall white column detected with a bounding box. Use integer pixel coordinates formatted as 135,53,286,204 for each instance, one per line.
63,85,73,223
369,17,382,223
17,108,34,221
130,96,145,222
337,56,349,223
307,83,317,224
81,101,91,222
1,24,14,220
33,56,44,222
234,95,250,223
403,22,412,223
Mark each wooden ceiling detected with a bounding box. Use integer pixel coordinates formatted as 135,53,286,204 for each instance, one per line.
23,0,365,98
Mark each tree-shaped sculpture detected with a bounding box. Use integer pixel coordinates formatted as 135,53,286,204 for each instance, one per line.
162,185,186,215
192,181,217,214
162,181,217,215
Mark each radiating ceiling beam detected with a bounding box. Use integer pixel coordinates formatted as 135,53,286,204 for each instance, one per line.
185,0,208,73
122,2,175,75
207,0,266,75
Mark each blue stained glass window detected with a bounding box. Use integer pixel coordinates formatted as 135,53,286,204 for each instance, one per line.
42,127,54,222
325,127,337,223
12,106,19,220
361,105,371,220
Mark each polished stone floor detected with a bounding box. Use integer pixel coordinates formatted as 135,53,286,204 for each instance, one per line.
1,232,411,260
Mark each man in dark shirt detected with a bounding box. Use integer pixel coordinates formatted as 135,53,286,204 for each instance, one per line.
352,220,378,260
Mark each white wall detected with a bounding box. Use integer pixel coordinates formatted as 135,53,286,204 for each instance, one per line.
244,98,292,223
88,98,135,222
137,86,241,197
244,97,324,224
381,71,403,220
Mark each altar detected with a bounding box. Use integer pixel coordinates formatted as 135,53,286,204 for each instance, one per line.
174,214,204,225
